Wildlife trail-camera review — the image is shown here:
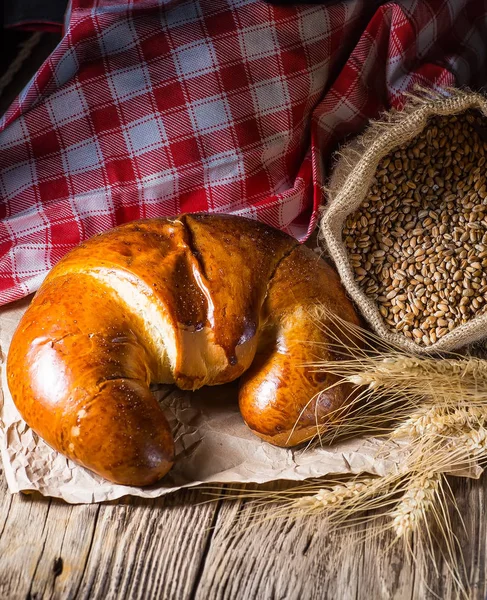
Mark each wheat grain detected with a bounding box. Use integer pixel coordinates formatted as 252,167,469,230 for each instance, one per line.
393,406,487,438
391,472,442,539
294,479,374,510
343,110,487,346
462,425,487,454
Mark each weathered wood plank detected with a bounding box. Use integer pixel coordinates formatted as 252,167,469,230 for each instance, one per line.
27,497,99,600
409,476,487,600
194,486,366,600
0,475,219,600
193,477,487,600
0,481,52,598
0,474,100,600
0,472,485,599
74,490,219,600
464,476,487,597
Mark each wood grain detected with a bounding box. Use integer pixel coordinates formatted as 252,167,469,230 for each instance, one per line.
0,470,485,599
0,478,219,600
195,478,487,600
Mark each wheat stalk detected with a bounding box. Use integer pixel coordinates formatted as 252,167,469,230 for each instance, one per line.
296,304,487,450
462,425,487,455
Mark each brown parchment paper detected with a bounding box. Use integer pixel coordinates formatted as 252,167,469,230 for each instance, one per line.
0,297,480,504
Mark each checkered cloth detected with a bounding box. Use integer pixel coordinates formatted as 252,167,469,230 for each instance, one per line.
0,0,486,305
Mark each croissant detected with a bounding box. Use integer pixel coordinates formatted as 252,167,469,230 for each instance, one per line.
7,214,359,486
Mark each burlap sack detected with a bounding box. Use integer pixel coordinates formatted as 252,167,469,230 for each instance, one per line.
320,88,487,354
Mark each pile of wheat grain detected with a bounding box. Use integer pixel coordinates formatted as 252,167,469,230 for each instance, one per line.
343,110,487,346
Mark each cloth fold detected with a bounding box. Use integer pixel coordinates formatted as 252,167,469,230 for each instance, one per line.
0,0,486,306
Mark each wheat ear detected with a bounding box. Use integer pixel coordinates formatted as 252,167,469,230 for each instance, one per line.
390,472,442,539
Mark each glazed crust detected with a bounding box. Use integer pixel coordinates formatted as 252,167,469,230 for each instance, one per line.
7,274,175,486
7,214,359,485
239,244,360,446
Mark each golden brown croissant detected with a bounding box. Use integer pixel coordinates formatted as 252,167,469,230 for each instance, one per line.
7,214,359,485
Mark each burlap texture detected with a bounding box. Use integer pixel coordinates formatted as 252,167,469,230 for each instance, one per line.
320,89,487,354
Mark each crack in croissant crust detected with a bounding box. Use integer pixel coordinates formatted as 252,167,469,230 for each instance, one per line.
7,214,360,486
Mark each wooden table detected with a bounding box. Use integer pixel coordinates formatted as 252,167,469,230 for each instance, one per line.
0,469,485,599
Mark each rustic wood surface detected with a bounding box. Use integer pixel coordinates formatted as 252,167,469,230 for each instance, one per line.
0,467,485,599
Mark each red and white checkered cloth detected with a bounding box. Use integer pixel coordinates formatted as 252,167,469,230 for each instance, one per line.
0,0,486,305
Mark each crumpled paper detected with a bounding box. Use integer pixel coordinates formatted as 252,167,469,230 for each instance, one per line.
0,297,481,504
